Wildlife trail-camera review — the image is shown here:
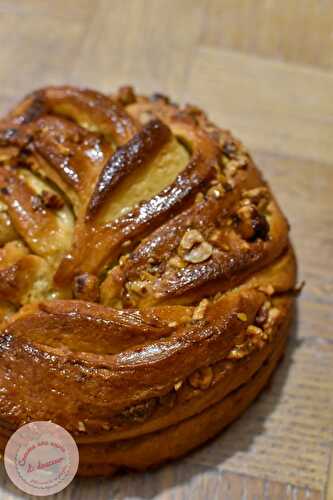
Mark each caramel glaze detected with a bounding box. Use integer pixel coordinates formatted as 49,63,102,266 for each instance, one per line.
87,119,172,219
0,86,297,475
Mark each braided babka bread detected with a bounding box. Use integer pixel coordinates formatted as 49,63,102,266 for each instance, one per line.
0,86,297,476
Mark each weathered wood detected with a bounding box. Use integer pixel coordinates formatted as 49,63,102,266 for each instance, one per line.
188,47,333,163
204,0,333,70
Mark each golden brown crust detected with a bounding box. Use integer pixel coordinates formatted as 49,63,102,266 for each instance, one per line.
87,119,172,219
0,85,298,475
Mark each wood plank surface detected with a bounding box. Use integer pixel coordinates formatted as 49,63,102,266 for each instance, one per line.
203,0,333,70
0,1,332,499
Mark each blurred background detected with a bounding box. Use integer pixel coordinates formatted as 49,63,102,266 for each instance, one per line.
0,1,332,499
1,0,332,163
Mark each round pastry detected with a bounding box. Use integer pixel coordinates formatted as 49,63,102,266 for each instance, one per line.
0,86,297,476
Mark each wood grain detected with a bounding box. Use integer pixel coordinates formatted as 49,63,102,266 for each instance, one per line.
0,1,332,499
203,0,333,70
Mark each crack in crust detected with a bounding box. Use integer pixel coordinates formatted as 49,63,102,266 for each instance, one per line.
0,85,298,476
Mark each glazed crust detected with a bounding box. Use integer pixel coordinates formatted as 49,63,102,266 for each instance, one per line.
0,86,297,475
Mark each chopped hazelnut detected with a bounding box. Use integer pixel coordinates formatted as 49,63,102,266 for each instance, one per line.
235,205,269,241
267,307,280,324
184,103,204,117
78,421,86,432
140,111,154,124
57,143,71,156
242,187,269,209
73,272,100,302
40,190,64,210
208,229,222,243
207,185,224,199
258,284,275,296
119,254,129,267
237,312,248,322
179,229,213,264
195,192,204,203
192,299,209,320
168,255,185,269
126,280,149,296
174,381,183,391
150,92,170,104
247,325,264,336
222,141,237,158
180,229,204,250
189,366,213,390
184,241,213,264
122,239,132,248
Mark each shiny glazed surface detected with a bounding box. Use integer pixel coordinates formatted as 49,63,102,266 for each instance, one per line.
0,86,297,475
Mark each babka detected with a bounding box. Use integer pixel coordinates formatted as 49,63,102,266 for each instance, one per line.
0,86,297,475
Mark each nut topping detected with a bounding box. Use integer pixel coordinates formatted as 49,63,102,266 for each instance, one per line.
180,229,204,250
180,229,213,264
0,85,295,474
73,273,100,302
126,280,150,296
117,85,136,105
78,421,86,432
168,321,178,328
235,205,269,241
207,184,224,199
247,325,264,336
189,366,213,390
41,190,64,210
195,192,204,203
237,312,248,322
267,307,280,326
192,298,209,320
258,284,275,296
174,381,183,391
242,187,270,210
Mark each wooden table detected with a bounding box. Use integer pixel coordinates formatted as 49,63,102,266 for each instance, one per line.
0,1,332,498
